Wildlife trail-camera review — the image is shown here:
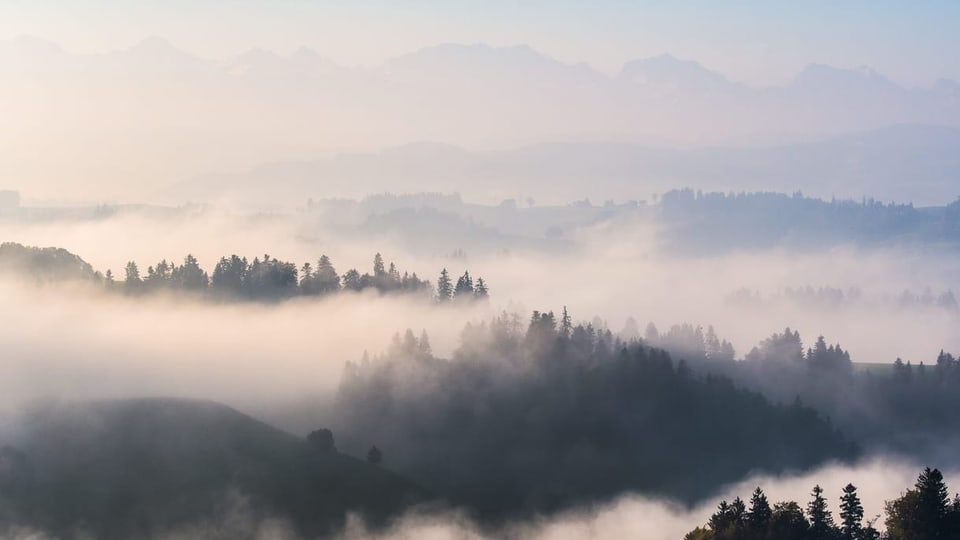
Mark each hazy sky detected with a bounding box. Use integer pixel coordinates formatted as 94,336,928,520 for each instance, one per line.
2,0,958,86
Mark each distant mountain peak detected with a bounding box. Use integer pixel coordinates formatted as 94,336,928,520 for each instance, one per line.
129,35,181,54
793,63,898,91
620,53,729,87
120,35,202,66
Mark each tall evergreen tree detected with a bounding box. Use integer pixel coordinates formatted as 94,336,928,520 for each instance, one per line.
915,467,950,538
474,277,489,299
839,483,864,540
559,306,573,338
807,484,836,539
454,270,474,299
436,268,453,302
748,486,772,532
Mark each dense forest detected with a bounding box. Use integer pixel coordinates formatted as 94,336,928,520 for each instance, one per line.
0,242,489,302
325,307,960,523
330,309,854,520
685,467,960,540
640,321,960,456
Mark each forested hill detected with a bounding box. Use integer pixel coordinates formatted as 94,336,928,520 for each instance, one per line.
659,189,960,253
640,322,960,461
0,242,99,282
331,312,855,520
0,398,430,539
0,242,490,302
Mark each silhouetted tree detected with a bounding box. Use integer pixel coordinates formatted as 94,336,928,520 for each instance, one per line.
748,486,773,533
839,483,864,540
807,484,836,539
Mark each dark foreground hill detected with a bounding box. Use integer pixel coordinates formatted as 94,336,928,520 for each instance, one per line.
0,398,430,539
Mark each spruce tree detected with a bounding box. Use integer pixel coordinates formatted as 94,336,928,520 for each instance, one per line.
748,486,772,532
560,306,573,338
839,483,864,540
916,467,950,538
437,268,453,302
474,277,489,298
807,484,836,539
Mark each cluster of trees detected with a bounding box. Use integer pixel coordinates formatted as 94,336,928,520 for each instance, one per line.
659,189,960,253
113,252,489,302
306,428,382,466
332,308,853,520
637,321,960,458
0,242,99,282
435,268,489,302
686,467,960,540
641,322,737,365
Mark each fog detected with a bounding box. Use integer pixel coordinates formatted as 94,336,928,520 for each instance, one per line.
3,6,960,536
337,458,943,540
1,209,956,382
0,459,938,540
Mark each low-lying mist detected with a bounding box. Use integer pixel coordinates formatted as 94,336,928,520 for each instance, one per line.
338,458,942,540
1,207,955,369
0,209,960,416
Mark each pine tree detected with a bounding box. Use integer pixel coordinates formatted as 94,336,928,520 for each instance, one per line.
474,277,489,298
437,268,453,302
748,486,772,532
807,484,836,539
560,306,573,338
915,467,950,538
454,270,474,299
839,483,864,540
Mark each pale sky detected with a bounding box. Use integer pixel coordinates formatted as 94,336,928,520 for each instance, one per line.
1,0,958,87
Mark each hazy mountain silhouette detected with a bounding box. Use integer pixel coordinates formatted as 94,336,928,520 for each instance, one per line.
173,124,960,207
4,37,960,201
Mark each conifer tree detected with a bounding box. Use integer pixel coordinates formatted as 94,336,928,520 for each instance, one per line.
839,483,864,540
437,268,453,302
807,484,836,539
748,486,772,532
559,306,573,338
474,277,489,298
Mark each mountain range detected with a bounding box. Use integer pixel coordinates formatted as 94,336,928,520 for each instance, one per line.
172,124,960,208
2,36,959,201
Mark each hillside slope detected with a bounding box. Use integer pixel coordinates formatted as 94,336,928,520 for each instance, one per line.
0,398,429,539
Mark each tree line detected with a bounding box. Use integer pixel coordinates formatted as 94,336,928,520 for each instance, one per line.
637,320,960,458
0,242,491,302
686,467,960,540
110,252,489,302
659,189,960,253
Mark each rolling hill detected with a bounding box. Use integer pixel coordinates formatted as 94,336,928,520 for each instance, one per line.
0,398,430,539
